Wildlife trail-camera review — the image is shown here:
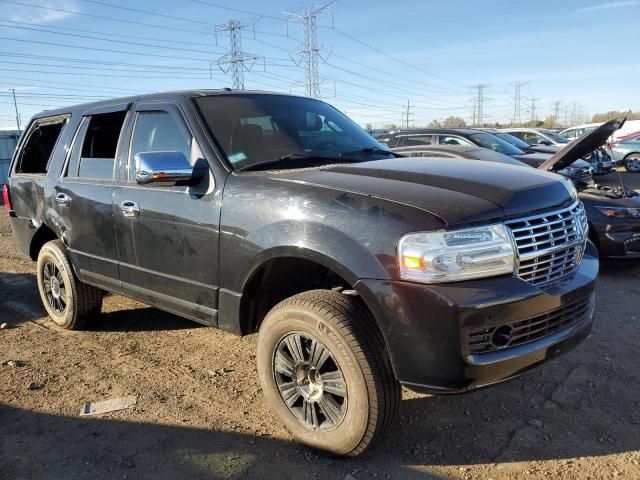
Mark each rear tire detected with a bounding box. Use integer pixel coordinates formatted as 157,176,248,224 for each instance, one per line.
624,154,640,172
256,290,400,457
36,240,102,330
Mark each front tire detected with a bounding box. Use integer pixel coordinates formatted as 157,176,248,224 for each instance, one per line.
624,154,640,172
36,240,102,330
257,290,400,457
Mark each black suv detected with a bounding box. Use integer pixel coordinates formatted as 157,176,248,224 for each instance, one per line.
4,90,598,456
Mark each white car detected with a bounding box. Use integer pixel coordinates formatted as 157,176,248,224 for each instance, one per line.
560,123,603,142
562,120,640,142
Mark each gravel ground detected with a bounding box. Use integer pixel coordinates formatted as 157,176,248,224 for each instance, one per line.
1,170,640,480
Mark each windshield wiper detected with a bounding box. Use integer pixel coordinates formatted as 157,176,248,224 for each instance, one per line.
340,147,400,158
236,153,346,172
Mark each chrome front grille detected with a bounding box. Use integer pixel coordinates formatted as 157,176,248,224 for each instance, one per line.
505,201,588,289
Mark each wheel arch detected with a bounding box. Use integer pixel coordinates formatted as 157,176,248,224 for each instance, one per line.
29,223,59,261
234,249,359,336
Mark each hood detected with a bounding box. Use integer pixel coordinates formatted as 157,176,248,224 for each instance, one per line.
539,118,626,171
276,158,574,226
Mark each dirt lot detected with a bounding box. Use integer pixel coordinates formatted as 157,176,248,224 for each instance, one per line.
1,171,640,480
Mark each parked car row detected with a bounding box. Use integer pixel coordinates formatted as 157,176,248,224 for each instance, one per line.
388,121,640,259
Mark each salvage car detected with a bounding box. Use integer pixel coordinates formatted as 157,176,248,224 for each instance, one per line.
500,127,613,174
4,90,598,456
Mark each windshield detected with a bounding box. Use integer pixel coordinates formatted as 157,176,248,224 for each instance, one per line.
194,94,389,170
541,129,570,143
495,132,531,150
469,132,525,156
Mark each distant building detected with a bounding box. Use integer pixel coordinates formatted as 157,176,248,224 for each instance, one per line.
1,129,20,185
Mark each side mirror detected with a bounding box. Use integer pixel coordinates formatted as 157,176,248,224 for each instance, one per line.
538,139,552,146
135,151,201,187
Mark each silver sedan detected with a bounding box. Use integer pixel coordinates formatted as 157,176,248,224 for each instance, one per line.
610,133,640,172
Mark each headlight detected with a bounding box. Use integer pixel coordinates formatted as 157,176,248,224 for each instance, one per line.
595,206,640,219
564,177,578,199
398,224,516,284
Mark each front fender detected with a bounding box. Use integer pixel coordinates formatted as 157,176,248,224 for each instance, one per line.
230,220,392,292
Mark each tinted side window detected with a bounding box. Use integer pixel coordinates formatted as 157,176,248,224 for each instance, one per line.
14,118,67,174
438,135,472,146
519,132,543,145
129,111,192,181
130,112,190,159
77,111,126,180
403,135,433,146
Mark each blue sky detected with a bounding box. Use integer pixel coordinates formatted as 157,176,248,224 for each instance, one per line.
0,0,638,129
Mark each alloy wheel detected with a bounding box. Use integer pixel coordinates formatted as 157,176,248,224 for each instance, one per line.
626,156,640,172
42,260,67,315
273,332,348,431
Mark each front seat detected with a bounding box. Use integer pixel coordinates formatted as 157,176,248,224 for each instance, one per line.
231,123,264,162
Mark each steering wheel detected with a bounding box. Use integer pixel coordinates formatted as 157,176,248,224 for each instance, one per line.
311,140,339,151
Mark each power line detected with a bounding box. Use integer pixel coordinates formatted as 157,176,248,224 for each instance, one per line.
0,67,213,80
188,0,288,23
326,26,468,91
285,2,334,99
0,60,220,76
0,0,204,34
0,22,224,56
77,0,211,25
0,36,215,62
2,19,212,46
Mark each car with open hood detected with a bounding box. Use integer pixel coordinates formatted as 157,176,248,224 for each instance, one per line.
4,90,597,456
393,119,637,258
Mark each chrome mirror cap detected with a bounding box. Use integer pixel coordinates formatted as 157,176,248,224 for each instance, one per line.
135,151,193,187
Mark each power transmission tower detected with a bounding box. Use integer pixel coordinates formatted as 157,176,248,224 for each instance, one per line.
402,100,414,129
214,20,263,90
511,81,528,126
285,2,335,99
10,89,21,132
471,84,489,127
470,98,477,127
552,100,561,126
529,98,539,125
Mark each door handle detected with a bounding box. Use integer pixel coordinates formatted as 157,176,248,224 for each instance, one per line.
55,192,71,207
120,200,140,218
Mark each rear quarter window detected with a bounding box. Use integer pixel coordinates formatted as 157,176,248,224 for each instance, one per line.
13,116,68,175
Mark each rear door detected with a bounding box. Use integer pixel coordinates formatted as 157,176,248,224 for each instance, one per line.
55,103,130,290
112,101,220,325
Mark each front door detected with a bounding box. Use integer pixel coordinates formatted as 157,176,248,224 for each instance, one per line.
112,102,220,325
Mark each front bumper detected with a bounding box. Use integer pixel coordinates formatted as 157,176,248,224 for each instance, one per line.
355,241,598,393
